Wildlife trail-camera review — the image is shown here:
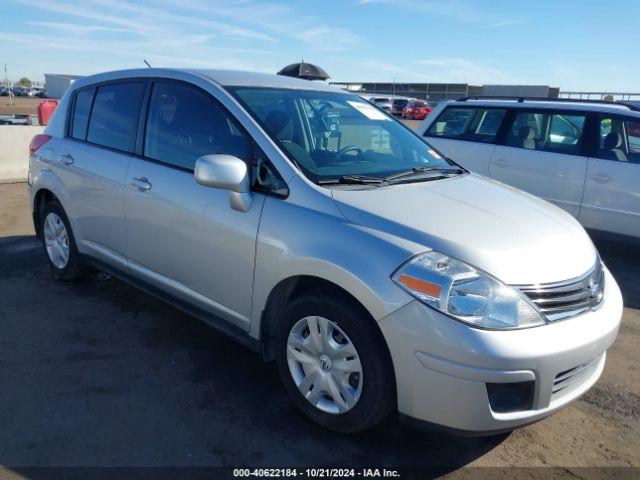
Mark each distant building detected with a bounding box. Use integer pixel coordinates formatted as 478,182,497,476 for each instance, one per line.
481,85,559,98
331,82,483,102
331,82,560,102
44,73,83,99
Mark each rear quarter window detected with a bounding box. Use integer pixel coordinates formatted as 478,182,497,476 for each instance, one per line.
70,87,95,140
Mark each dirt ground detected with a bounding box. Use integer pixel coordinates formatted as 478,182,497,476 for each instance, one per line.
0,96,51,115
0,182,638,479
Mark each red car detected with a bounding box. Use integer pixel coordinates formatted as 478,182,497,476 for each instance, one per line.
402,99,432,120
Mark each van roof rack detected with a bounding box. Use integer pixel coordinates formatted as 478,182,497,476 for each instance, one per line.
456,95,640,112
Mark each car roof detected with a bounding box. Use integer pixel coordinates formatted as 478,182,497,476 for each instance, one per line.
449,99,640,118
70,68,345,93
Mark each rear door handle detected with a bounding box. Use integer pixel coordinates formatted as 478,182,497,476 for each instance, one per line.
60,153,74,166
128,177,152,192
492,158,511,167
588,173,613,184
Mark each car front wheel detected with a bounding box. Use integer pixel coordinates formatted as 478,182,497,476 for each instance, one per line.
276,287,396,433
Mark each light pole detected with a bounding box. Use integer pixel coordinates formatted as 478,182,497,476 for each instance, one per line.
4,64,14,106
392,76,397,96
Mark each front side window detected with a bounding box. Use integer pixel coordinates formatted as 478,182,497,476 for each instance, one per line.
70,87,95,140
597,116,640,163
505,111,586,155
229,88,454,182
86,82,145,151
426,107,506,143
144,82,248,170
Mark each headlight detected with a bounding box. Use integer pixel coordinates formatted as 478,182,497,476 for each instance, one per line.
392,251,545,329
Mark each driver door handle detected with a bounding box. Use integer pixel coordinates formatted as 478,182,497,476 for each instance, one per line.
60,153,74,166
492,158,511,167
128,177,152,192
589,173,612,184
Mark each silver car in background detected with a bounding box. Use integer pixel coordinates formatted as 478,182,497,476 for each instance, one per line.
28,69,622,435
360,94,392,112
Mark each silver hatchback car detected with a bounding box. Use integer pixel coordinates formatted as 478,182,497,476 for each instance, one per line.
28,69,622,435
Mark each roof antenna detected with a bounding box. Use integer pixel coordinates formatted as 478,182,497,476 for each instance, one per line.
144,59,152,68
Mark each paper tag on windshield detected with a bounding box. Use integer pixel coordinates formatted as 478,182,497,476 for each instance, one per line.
347,101,389,120
372,128,390,149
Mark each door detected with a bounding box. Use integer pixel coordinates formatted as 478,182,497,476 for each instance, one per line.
55,81,145,267
423,106,507,176
580,115,640,237
124,80,265,329
489,109,588,217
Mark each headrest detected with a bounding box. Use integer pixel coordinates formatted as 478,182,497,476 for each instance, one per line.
518,126,536,140
604,132,623,150
265,110,291,139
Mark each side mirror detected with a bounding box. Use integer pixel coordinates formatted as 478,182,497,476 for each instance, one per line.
194,154,253,212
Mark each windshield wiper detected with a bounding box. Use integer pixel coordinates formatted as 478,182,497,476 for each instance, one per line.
317,175,386,185
384,165,465,182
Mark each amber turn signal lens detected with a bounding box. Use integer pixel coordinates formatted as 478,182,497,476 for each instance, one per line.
398,274,441,298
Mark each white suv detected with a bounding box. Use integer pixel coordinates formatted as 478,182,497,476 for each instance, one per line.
418,97,640,239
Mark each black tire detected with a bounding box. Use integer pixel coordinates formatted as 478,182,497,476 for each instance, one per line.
275,287,396,433
40,200,86,280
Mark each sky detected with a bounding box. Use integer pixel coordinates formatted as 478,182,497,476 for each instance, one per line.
1,0,638,91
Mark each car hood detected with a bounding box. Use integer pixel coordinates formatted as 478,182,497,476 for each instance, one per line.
331,174,597,285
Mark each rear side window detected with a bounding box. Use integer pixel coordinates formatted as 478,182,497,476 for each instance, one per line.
598,116,640,163
70,87,95,140
86,82,145,152
144,82,249,170
505,111,586,155
426,107,506,143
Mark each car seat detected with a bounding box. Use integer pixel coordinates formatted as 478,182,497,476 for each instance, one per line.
518,126,537,150
265,110,317,169
603,132,628,161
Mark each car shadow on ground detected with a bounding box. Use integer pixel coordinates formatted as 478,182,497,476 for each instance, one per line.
0,233,636,473
0,235,505,474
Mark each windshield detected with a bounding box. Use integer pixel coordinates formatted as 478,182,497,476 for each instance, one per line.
229,87,454,182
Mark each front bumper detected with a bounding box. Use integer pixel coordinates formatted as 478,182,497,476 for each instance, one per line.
378,267,623,434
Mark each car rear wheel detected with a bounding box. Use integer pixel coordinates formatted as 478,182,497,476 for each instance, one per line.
275,287,396,433
40,200,86,280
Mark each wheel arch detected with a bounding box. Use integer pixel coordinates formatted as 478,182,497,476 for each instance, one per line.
32,187,61,238
260,275,385,362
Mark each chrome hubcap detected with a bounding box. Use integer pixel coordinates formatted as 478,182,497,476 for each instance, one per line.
287,316,363,414
44,212,70,269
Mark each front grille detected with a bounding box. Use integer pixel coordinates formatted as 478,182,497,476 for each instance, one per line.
551,356,601,401
517,262,604,322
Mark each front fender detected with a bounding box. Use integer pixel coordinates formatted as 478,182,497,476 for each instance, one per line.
249,186,417,338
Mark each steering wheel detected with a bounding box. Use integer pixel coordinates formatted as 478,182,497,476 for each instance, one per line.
336,145,363,160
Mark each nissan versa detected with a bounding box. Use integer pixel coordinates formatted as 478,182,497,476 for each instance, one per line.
28,69,623,434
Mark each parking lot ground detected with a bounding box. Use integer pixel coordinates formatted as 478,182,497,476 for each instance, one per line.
0,181,639,478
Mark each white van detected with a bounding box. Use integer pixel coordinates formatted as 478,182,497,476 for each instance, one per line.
418,97,640,239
